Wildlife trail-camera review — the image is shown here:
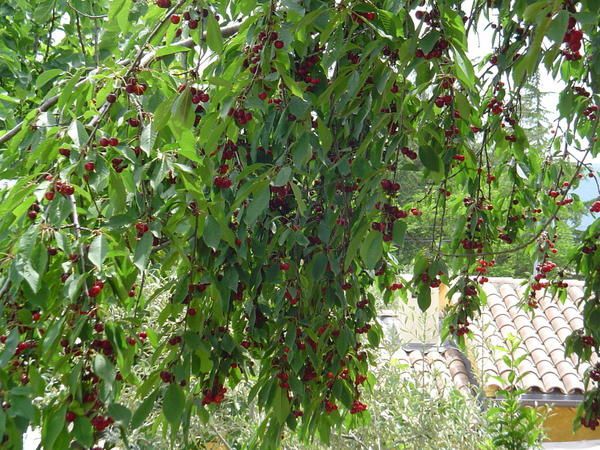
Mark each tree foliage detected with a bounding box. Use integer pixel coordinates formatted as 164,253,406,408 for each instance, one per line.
0,0,598,448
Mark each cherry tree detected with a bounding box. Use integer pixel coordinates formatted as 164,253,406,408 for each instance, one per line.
0,0,598,447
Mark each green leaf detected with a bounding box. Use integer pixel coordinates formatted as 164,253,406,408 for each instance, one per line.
274,166,292,186
206,14,224,53
178,129,201,163
88,234,108,268
547,11,569,43
131,390,159,430
14,255,40,293
68,120,89,148
42,317,66,354
36,69,63,89
107,0,132,32
392,221,407,247
272,387,290,424
163,383,185,425
453,47,476,90
42,404,66,449
154,96,176,131
140,122,157,156
417,286,432,312
311,253,328,280
171,87,194,134
421,31,441,54
133,232,153,271
317,120,333,151
360,231,383,269
245,181,270,225
292,133,312,168
155,45,192,58
109,171,127,213
419,146,443,174
73,417,93,447
290,182,307,216
93,354,115,383
0,328,19,368
108,403,132,428
203,215,222,249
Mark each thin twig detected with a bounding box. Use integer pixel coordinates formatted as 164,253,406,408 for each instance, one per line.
66,1,107,19
75,12,87,57
43,3,57,63
210,425,233,450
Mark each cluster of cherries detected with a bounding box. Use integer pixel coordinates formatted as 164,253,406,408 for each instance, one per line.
124,77,147,96
562,16,583,61
201,384,227,405
88,279,105,297
583,104,598,122
54,180,75,196
487,98,504,115
293,50,322,91
434,94,453,108
170,9,212,35
350,400,368,414
99,136,119,147
91,415,114,432
110,157,128,173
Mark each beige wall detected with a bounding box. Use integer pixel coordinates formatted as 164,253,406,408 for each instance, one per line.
542,407,600,442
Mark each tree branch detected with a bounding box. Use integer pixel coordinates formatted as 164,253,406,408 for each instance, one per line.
0,22,241,147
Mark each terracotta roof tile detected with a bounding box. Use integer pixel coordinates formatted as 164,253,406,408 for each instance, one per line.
467,278,589,395
390,347,473,395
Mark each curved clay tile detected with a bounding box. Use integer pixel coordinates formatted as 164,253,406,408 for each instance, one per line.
485,295,545,392
567,285,586,306
445,348,471,392
501,290,564,393
530,306,582,390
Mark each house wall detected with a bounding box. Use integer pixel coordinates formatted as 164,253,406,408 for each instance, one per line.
541,407,600,442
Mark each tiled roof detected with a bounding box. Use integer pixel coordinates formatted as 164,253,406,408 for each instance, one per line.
389,346,473,395
465,277,591,396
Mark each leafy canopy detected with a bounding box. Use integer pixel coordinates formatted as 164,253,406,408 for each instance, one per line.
0,0,598,448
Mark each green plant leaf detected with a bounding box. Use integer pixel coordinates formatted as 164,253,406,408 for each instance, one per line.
203,215,222,249
131,390,159,430
245,181,270,225
88,234,108,268
163,383,185,425
133,232,153,271
360,231,383,270
206,14,223,53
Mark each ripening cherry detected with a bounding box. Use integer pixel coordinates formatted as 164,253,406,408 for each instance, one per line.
106,93,117,103
274,40,284,49
109,137,119,147
156,0,171,8
84,161,95,171
170,14,180,24
279,262,290,271
99,137,110,147
59,148,71,157
45,191,55,201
